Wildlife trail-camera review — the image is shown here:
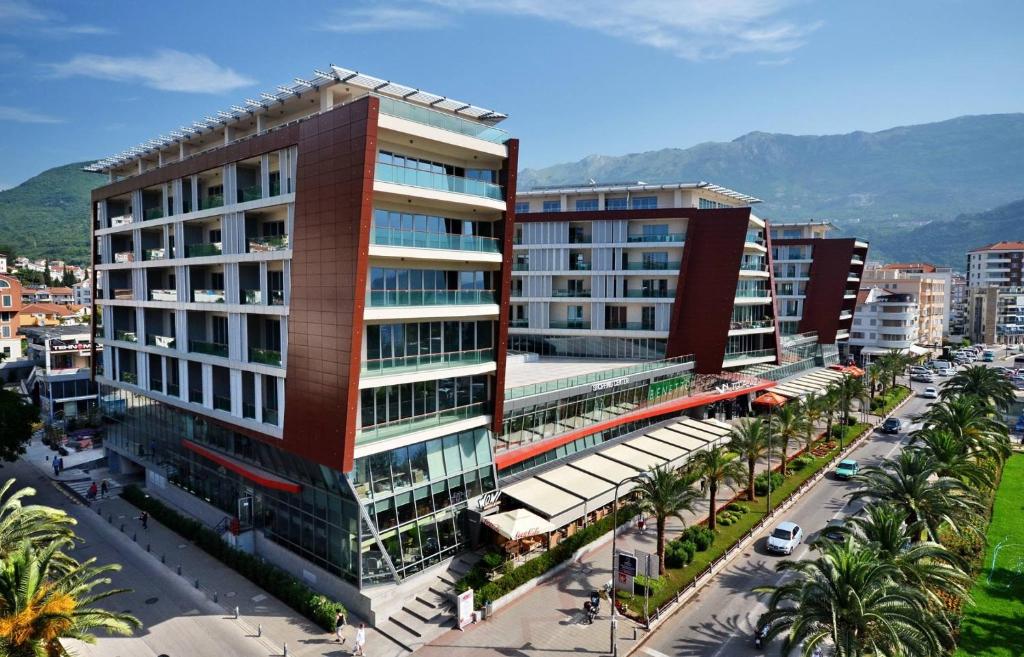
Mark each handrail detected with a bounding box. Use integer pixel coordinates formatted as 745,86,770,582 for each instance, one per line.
504,354,695,400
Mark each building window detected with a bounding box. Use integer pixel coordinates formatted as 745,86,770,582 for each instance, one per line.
575,199,598,211
542,200,560,213
1,295,9,307
698,198,729,209
631,196,657,210
606,197,627,210
515,202,529,214
1,327,8,338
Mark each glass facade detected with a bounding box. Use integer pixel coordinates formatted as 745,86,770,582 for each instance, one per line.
508,334,666,360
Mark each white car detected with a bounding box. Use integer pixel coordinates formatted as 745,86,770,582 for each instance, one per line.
936,367,954,377
767,521,803,555
922,386,939,399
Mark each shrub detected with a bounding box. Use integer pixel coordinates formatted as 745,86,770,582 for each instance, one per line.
754,471,784,496
121,485,345,630
728,503,749,514
790,455,814,471
482,551,503,571
682,526,715,551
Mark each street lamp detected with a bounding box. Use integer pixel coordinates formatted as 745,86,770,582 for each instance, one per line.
610,472,649,657
766,405,774,513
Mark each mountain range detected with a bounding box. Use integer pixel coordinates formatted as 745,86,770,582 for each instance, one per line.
1,114,1023,268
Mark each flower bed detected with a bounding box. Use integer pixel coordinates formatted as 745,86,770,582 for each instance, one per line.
870,385,911,416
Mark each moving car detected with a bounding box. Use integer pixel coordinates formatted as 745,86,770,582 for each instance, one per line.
936,367,954,377
881,417,903,434
983,350,996,362
922,386,939,399
835,458,859,479
911,372,935,383
767,521,803,555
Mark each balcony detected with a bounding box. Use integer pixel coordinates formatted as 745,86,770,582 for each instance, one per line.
270,179,281,197
247,235,290,253
357,401,486,445
213,395,231,412
568,234,592,244
146,334,176,348
626,233,685,243
739,261,768,272
242,289,262,304
552,289,591,297
186,242,222,258
736,288,772,298
120,372,138,385
269,290,285,305
606,322,658,331
188,340,228,358
237,185,262,203
167,382,180,397
376,95,510,144
371,227,500,253
263,407,279,425
144,207,164,221
362,347,493,377
723,348,776,363
192,289,225,304
729,320,774,331
113,251,135,264
367,289,496,306
569,262,592,271
110,214,133,227
624,289,675,298
149,289,177,302
198,194,224,211
143,247,166,261
374,162,504,201
549,320,591,329
248,347,282,367
623,261,680,271
112,288,133,300
512,263,530,271
115,330,138,343
509,318,529,328
189,388,203,403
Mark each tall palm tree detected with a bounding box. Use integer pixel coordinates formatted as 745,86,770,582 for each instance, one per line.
866,363,883,401
848,450,983,542
756,538,954,657
0,479,77,557
727,418,773,501
878,348,913,389
942,364,1015,408
633,465,701,574
799,392,825,453
821,385,841,442
915,395,1011,465
770,403,806,476
834,374,869,425
0,540,140,656
691,444,744,531
910,429,994,489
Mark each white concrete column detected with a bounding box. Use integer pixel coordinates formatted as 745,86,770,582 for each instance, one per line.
202,363,213,408
253,373,263,423
275,376,285,427
230,368,243,416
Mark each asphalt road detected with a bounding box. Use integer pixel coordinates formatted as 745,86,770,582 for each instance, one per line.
640,378,937,657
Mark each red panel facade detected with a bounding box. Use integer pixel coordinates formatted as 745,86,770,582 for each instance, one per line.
491,139,520,434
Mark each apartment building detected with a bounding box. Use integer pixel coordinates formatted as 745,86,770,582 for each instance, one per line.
510,182,779,372
0,274,23,360
876,263,955,338
0,254,7,274
967,242,1024,288
22,325,99,420
73,279,92,306
967,286,1024,346
949,273,968,338
88,65,517,618
861,266,945,349
849,288,926,361
769,221,869,344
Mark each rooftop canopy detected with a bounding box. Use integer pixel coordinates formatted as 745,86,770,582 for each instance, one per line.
517,181,761,204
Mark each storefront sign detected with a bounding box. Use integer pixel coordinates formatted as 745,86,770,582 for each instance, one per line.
50,341,100,353
615,551,636,593
475,489,501,511
714,380,746,395
593,376,631,392
456,589,475,629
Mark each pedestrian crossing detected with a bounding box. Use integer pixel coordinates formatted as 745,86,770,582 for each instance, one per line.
63,477,122,502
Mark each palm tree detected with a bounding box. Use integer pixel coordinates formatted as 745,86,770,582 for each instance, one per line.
866,363,883,401
770,403,806,476
834,374,869,425
633,465,701,574
910,429,994,489
0,540,140,657
915,395,1011,465
0,479,77,556
942,364,1015,409
691,444,744,531
878,348,913,389
799,392,825,453
727,418,773,501
848,450,983,542
756,538,954,657
821,385,841,442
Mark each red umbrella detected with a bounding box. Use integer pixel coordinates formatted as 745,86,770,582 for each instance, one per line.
753,391,788,407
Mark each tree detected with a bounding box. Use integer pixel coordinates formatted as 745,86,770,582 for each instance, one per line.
42,260,51,286
941,365,1015,409
910,429,994,489
0,540,140,656
800,392,825,453
0,479,77,557
633,465,701,574
0,390,38,464
833,374,869,426
691,444,744,531
915,395,1010,466
848,450,983,542
756,538,954,657
821,385,841,443
866,363,882,401
727,418,773,501
770,403,806,476
877,348,912,389
60,269,76,288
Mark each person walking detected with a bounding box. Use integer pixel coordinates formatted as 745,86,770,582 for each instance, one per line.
87,481,98,501
100,479,109,499
51,458,59,477
353,623,366,656
138,511,149,530
334,610,346,644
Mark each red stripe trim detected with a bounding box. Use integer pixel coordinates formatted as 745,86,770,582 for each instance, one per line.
182,440,302,493
494,382,774,470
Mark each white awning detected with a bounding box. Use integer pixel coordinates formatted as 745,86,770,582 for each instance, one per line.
667,421,721,442
624,435,688,465
536,465,616,509
648,427,711,452
677,417,731,437
484,508,556,540
568,454,642,487
600,444,668,471
503,478,586,522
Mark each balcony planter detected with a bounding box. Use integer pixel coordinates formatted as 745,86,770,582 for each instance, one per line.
149,335,176,348
193,289,225,304
247,235,289,252
187,242,222,258
143,248,166,261
114,252,135,263
150,289,177,302
249,347,282,366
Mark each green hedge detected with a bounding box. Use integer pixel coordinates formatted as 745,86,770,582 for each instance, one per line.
870,385,911,415
121,485,345,630
457,504,639,609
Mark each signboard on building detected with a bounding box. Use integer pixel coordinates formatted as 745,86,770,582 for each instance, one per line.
614,550,637,593
50,340,101,353
456,589,475,629
593,376,631,392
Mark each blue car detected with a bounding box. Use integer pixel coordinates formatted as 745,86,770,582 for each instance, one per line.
835,459,859,479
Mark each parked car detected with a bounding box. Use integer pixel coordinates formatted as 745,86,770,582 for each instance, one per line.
835,458,859,479
909,366,929,375
911,372,935,383
983,350,996,362
1014,355,1024,366
936,367,955,377
881,417,903,434
921,386,939,399
767,521,803,555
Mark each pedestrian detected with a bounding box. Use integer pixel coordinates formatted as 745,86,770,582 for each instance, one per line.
700,478,707,496
353,623,366,656
637,517,646,535
87,481,98,500
100,479,109,498
58,457,64,473
334,609,346,643
52,458,59,477
138,511,149,530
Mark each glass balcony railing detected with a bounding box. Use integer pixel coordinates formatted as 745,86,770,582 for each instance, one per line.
149,289,177,302
374,162,504,201
269,290,285,305
189,388,203,403
249,347,282,366
115,330,138,343
723,348,776,362
735,288,772,298
192,289,225,303
568,234,592,244
357,401,486,445
623,261,681,271
552,289,591,297
729,320,775,331
243,402,256,420
371,226,500,253
149,377,163,392
247,235,289,252
569,262,592,271
739,261,767,271
549,320,591,329
745,231,767,246
367,289,496,306
626,233,686,243
263,407,279,425
269,178,281,197
113,251,135,263
237,185,262,203
186,242,222,258
198,194,223,210
144,207,164,220
376,95,510,144
167,382,180,397
606,322,658,331
624,289,675,298
109,214,133,227
189,340,228,358
143,247,165,261
242,289,262,304
146,334,176,348
213,395,231,412
512,263,530,271
362,347,493,376
112,289,133,300
504,354,695,400
509,318,528,328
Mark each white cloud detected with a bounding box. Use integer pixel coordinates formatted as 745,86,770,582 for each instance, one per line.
0,0,47,22
425,0,821,61
0,105,63,124
53,49,255,94
0,0,113,35
43,23,114,36
322,5,451,32
757,56,794,66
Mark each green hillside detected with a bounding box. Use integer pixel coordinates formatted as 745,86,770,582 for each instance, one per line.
0,162,104,265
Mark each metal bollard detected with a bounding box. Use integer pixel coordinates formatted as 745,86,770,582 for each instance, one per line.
213,591,218,603
133,532,137,542
177,564,182,575
194,578,199,589
283,643,288,657
146,543,151,552
161,553,166,564
257,624,262,637
234,606,239,619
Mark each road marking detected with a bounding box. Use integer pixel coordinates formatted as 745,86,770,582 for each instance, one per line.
643,648,672,657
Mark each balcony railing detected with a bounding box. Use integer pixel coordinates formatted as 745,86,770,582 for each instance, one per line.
263,407,279,425
247,235,290,252
504,354,695,400
374,162,504,201
143,247,165,261
552,289,591,297
198,194,223,210
371,226,500,253
120,372,138,384
269,178,281,197
569,262,592,271
149,377,163,392
367,289,496,306
189,340,228,358
146,334,176,348
186,242,222,258
213,395,231,412
112,289,133,300
626,233,685,243
624,289,675,298
149,289,177,302
192,289,225,303
606,322,658,331
242,289,262,304
110,214,133,227
249,347,282,366
269,290,285,305
167,382,179,397
735,288,772,298
729,320,774,331
113,251,135,263
623,261,680,271
237,185,262,203
512,263,530,271
376,95,510,144
568,234,592,244
144,207,164,220
549,320,591,329
189,388,203,403
357,401,486,445
362,347,493,376
115,330,137,343
509,318,529,327
723,348,776,362
739,261,767,271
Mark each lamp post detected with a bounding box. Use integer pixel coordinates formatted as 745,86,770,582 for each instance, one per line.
610,472,647,657
766,405,774,514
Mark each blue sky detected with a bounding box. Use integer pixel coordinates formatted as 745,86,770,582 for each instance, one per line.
0,0,1022,189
